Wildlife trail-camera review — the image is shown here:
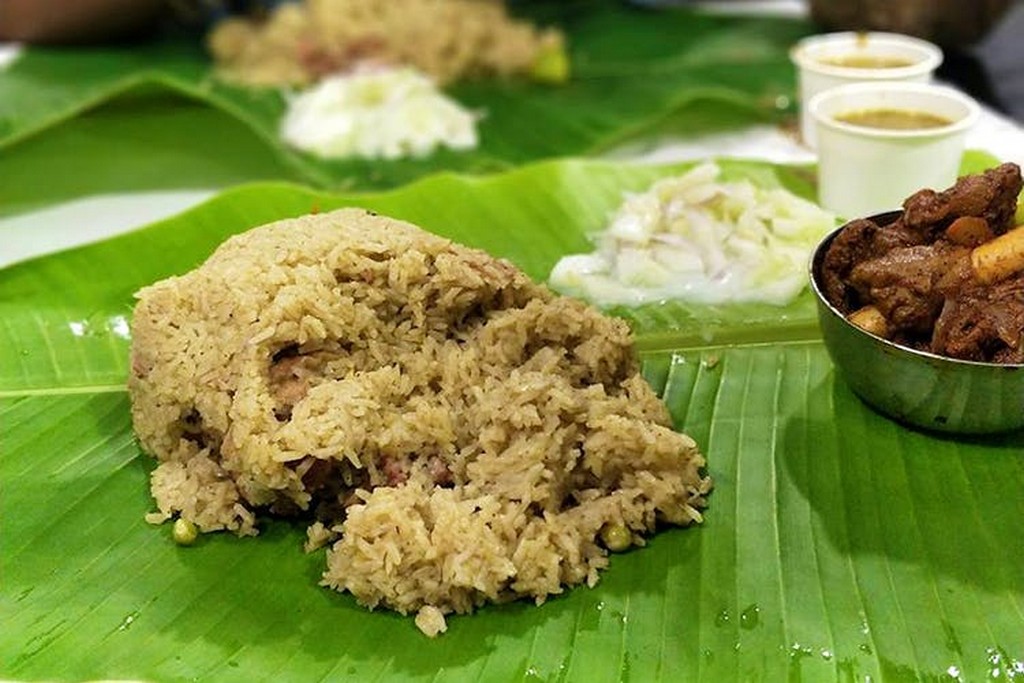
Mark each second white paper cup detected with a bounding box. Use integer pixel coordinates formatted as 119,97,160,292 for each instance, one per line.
809,82,979,219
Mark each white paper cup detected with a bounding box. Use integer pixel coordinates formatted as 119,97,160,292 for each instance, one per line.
791,32,943,148
809,82,980,219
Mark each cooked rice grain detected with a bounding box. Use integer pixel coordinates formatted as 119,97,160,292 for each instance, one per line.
129,208,711,635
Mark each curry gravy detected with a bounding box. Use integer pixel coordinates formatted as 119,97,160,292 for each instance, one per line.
818,54,917,69
834,108,953,130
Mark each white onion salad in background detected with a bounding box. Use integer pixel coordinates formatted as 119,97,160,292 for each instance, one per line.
549,162,837,306
279,66,480,160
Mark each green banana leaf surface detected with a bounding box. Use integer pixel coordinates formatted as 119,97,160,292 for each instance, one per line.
2,157,1022,682
0,3,811,215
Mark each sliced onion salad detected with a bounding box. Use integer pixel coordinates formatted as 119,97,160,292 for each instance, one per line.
549,162,838,306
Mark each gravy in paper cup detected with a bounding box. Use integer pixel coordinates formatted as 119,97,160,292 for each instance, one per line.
809,81,979,219
791,32,943,148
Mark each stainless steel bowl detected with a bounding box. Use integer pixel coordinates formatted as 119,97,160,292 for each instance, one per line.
809,211,1024,434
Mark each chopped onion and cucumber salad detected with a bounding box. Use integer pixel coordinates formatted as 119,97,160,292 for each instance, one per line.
549,162,838,306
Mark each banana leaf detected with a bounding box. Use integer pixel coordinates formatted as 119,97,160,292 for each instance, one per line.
2,157,1021,682
0,3,811,214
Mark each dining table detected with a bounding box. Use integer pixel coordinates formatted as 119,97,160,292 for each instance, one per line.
2,2,1022,682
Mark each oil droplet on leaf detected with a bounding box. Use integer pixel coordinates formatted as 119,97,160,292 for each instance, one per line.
740,604,760,630
117,611,140,631
789,642,813,662
985,646,1024,680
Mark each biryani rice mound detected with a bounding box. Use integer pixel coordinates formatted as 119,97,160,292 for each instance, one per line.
129,208,711,636
208,0,566,87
